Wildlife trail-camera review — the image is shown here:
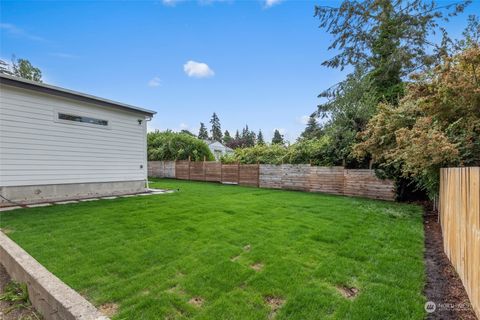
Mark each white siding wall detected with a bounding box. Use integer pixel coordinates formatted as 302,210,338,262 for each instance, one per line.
0,85,148,187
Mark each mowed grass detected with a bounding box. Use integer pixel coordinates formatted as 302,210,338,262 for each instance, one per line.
0,179,426,319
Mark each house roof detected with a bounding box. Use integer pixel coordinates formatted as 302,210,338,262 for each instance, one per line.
0,73,156,116
203,139,233,152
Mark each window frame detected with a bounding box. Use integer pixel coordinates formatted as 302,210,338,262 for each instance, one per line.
53,109,111,130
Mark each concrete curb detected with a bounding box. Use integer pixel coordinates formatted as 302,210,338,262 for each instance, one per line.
0,231,109,320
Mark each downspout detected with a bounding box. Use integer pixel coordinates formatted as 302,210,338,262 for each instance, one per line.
145,116,152,191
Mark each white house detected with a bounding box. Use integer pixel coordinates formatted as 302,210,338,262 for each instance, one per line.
0,74,156,206
204,140,234,160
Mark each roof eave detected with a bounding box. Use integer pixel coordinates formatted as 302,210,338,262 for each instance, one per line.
0,74,156,116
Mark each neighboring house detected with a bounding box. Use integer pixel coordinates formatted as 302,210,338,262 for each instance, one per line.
204,140,234,160
0,74,156,206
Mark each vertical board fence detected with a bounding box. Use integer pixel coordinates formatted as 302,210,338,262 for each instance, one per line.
148,161,395,201
439,167,480,318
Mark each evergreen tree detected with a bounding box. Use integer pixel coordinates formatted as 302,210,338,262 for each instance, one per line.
0,59,13,76
315,0,469,105
235,130,240,140
198,122,209,140
272,130,284,145
210,112,222,142
257,130,265,145
223,130,233,144
301,115,322,140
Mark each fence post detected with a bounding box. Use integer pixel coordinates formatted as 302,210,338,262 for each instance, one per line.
257,162,260,187
188,156,191,181
237,162,240,184
221,162,223,183
203,156,207,181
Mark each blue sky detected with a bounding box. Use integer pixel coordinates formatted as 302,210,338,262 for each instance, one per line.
1,0,478,142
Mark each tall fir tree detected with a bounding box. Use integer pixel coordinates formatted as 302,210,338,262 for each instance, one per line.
198,122,209,140
223,130,232,144
315,0,469,105
257,130,265,145
210,112,222,142
272,130,284,145
300,115,322,140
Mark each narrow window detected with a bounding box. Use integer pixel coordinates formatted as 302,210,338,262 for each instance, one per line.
58,113,108,126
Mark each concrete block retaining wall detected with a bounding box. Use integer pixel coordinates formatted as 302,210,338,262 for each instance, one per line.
0,231,108,320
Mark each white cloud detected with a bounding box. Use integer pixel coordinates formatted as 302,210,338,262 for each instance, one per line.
179,123,189,130
264,0,282,8
49,52,79,59
0,23,46,42
162,0,181,6
148,76,161,87
183,60,214,78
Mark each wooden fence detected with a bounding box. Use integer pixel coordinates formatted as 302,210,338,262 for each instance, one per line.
148,161,395,201
439,167,480,318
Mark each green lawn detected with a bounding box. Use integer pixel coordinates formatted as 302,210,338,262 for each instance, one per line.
0,179,426,319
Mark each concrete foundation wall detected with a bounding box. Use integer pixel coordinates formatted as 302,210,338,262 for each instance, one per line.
0,180,146,207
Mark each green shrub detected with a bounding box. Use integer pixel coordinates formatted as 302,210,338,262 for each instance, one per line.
221,138,332,165
148,130,214,161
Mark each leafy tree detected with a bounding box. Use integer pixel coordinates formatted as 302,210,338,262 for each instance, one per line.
223,130,233,144
210,112,222,142
148,130,214,161
198,122,209,140
272,130,284,145
300,115,322,140
354,44,480,198
221,137,332,165
317,69,378,166
222,144,288,164
257,130,265,145
180,129,195,137
11,57,42,82
315,0,469,104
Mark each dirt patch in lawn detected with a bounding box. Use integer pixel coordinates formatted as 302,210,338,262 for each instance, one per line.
423,207,477,320
0,228,12,235
0,264,42,320
250,262,264,272
336,285,359,299
265,296,285,319
243,244,251,252
99,302,118,317
188,297,204,307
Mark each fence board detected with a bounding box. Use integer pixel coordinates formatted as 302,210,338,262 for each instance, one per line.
205,162,222,182
175,161,189,180
239,164,259,187
259,165,282,189
309,166,344,195
281,164,310,191
222,164,239,184
190,162,205,181
147,161,175,178
440,167,480,318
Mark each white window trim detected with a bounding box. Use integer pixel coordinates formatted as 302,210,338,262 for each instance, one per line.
53,109,112,130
